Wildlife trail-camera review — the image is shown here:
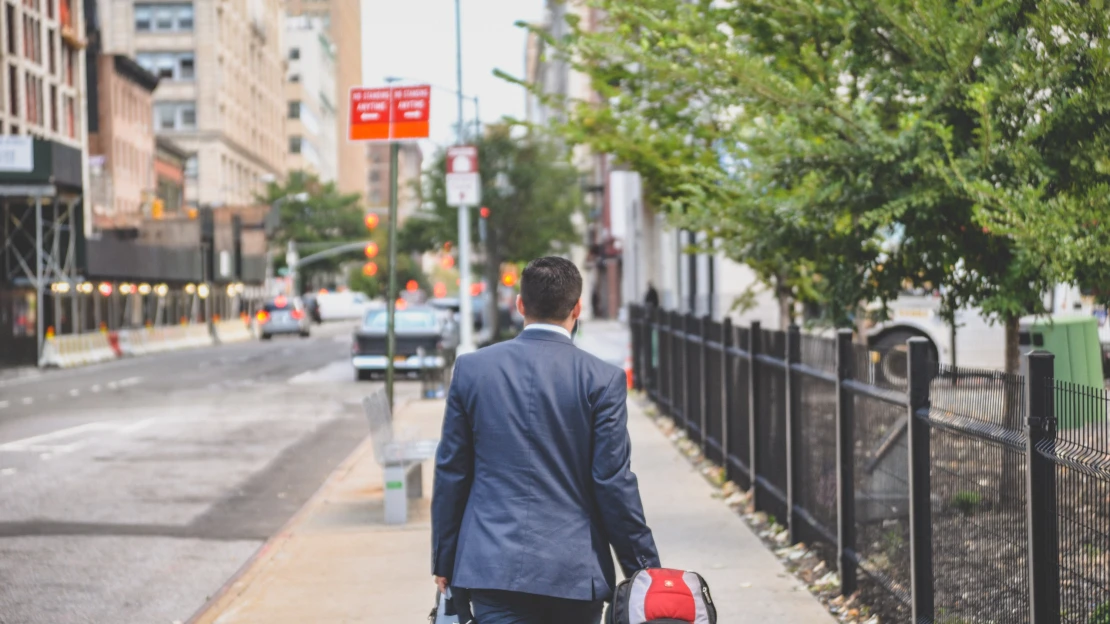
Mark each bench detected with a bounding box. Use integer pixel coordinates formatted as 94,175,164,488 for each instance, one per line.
363,390,440,524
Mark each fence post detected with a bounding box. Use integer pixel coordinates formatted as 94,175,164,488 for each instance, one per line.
785,324,801,543
646,305,657,396
682,313,692,434
722,317,733,473
630,306,642,391
749,321,762,510
700,315,711,452
1023,350,1059,624
835,328,858,596
907,337,935,622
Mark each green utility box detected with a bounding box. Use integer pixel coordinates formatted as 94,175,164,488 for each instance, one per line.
1020,315,1105,429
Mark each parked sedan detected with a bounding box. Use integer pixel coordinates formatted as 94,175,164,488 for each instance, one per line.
351,306,454,381
257,296,311,340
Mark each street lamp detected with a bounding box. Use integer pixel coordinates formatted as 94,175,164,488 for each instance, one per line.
265,191,310,296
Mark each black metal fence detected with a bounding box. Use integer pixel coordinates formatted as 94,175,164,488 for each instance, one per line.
630,305,1110,624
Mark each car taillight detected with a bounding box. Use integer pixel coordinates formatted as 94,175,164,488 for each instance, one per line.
292,309,304,320
256,311,269,323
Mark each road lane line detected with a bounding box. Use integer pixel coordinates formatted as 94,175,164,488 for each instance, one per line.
90,384,101,393
106,381,118,390
20,397,32,405
117,376,142,388
0,421,121,452
0,401,9,410
69,389,80,397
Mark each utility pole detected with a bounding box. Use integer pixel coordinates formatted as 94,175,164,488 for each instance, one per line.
455,0,475,354
386,140,401,410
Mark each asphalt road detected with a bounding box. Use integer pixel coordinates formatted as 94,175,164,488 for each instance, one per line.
0,321,413,624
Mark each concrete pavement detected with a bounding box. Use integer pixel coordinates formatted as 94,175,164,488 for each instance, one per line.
186,328,835,623
0,320,416,624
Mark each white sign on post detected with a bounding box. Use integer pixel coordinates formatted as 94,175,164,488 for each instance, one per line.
0,136,34,172
445,145,480,207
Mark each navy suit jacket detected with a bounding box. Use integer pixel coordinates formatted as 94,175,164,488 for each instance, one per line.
431,328,660,601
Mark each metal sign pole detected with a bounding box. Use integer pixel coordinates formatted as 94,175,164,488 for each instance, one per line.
454,0,475,355
386,140,401,411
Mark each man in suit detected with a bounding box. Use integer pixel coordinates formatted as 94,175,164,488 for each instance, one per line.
432,256,660,624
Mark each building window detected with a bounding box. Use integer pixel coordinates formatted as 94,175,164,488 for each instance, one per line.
288,74,300,83
369,170,380,182
185,155,198,178
137,52,195,81
153,101,196,130
134,5,151,30
5,4,14,54
289,136,302,154
288,100,300,119
289,47,299,60
136,3,193,32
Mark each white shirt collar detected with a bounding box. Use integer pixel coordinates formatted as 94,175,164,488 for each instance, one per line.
524,323,572,339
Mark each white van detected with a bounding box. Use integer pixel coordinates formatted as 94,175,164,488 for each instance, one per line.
316,291,374,321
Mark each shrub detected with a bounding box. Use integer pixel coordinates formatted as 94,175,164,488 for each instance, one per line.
949,491,982,516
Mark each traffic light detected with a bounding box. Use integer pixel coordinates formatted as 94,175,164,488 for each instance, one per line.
480,206,490,219
501,270,517,287
364,242,379,258
406,280,419,292
433,282,447,298
364,213,380,230
362,262,378,277
441,254,455,269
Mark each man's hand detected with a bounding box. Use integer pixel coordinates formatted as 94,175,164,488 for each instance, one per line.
435,576,449,594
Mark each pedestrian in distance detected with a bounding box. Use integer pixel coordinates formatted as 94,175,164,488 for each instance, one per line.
432,256,661,624
644,282,660,309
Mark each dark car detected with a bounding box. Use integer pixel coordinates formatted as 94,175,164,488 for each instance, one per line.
351,306,456,381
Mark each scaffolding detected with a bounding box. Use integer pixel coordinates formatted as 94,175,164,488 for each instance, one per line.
1,186,81,365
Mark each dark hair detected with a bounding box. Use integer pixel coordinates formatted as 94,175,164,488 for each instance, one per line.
520,256,582,322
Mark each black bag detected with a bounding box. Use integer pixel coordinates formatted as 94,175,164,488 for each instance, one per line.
608,568,716,624
429,587,475,624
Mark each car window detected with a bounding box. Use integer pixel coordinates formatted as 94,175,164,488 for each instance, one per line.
363,310,437,329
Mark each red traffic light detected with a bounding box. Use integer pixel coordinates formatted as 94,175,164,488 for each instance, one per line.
364,214,380,229
433,282,447,298
480,207,490,219
406,280,419,292
362,262,378,276
364,242,379,258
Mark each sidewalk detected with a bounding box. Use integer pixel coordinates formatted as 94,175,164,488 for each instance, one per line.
187,397,834,623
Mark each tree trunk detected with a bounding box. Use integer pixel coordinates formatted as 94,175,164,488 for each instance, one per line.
1000,313,1023,504
776,278,794,330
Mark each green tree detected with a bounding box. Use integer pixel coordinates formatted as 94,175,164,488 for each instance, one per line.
400,123,583,336
259,170,367,290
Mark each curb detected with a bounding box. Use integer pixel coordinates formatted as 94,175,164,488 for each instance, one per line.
185,395,417,624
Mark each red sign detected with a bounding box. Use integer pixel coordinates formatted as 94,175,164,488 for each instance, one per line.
446,145,478,173
349,87,391,141
349,84,430,142
390,85,430,140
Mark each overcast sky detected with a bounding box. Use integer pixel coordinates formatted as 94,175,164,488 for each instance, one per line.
361,0,546,157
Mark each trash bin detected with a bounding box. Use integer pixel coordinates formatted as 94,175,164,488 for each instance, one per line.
1020,314,1105,429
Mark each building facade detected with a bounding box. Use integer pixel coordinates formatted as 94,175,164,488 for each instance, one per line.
0,0,88,367
366,141,422,223
284,0,364,200
283,14,336,181
87,53,157,231
96,0,287,208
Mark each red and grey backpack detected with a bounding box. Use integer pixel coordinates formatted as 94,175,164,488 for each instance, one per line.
608,568,717,624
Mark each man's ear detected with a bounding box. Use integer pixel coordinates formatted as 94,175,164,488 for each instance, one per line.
516,295,526,317
572,300,582,320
